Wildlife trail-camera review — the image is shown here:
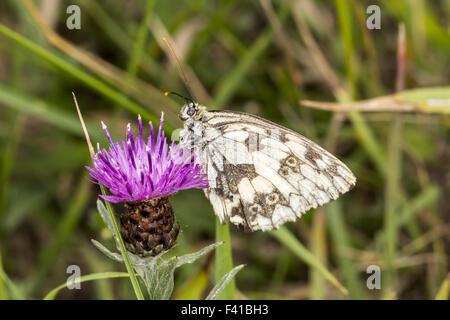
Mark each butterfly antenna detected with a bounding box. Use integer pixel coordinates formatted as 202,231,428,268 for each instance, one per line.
164,91,195,105
162,37,195,102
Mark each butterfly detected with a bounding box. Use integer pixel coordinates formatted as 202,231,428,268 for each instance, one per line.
178,102,356,232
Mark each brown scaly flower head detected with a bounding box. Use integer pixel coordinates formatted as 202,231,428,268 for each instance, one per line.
86,113,208,256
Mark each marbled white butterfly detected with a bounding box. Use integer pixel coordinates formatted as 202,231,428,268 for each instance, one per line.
178,102,356,232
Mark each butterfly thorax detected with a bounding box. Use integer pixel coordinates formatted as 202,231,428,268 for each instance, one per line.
179,103,209,158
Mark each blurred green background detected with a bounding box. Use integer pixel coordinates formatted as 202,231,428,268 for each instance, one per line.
0,0,449,300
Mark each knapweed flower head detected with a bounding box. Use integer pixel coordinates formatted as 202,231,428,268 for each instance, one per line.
86,113,208,203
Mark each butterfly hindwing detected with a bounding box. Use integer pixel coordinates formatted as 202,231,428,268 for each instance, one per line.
198,110,356,231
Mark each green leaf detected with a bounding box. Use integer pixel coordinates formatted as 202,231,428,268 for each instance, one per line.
43,272,130,300
153,258,178,300
175,241,223,268
91,239,123,262
206,264,245,300
140,258,159,299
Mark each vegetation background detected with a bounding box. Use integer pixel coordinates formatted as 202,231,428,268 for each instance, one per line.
0,0,448,300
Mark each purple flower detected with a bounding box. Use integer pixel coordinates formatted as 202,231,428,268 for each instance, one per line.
86,113,208,203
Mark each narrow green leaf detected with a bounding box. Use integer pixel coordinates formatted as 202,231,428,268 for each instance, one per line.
126,0,156,77
214,220,236,299
43,272,130,300
309,211,327,299
383,113,403,294
175,241,223,268
206,264,245,300
91,239,123,262
334,0,357,98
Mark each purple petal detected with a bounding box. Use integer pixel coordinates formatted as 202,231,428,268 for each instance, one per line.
86,113,209,203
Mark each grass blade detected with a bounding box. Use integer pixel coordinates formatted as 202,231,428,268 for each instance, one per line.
213,29,272,108
326,201,365,298
0,113,24,235
309,209,327,299
212,1,289,108
271,226,348,296
43,272,130,300
0,23,161,126
214,220,236,299
434,275,449,300
126,0,155,77
0,250,25,299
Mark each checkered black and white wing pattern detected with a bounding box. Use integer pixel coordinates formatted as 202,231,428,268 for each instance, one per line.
200,110,356,231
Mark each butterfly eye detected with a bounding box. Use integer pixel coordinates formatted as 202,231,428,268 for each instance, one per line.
187,107,196,117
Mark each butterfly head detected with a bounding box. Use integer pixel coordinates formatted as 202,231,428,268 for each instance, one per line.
179,101,206,122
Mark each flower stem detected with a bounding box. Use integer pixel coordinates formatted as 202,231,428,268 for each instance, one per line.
100,185,145,300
